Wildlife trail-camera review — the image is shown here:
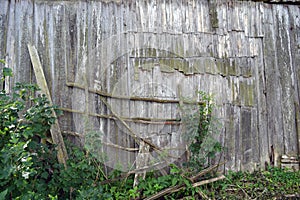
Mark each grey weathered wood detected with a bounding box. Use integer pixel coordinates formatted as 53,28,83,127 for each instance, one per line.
27,44,68,167
1,0,300,173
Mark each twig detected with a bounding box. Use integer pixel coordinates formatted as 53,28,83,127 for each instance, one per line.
144,162,226,200
144,185,182,200
144,175,225,200
191,175,225,187
226,176,251,199
190,161,226,182
196,189,209,200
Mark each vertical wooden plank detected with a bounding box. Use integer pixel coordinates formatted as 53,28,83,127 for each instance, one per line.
251,107,260,169
172,0,183,34
0,0,9,90
0,0,8,59
195,0,210,33
275,6,298,156
288,5,300,159
240,108,252,171
235,106,242,171
263,4,284,166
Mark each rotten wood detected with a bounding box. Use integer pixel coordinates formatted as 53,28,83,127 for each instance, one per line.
28,44,68,168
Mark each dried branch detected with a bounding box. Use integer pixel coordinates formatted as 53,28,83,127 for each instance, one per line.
190,161,226,182
191,175,225,187
144,175,226,200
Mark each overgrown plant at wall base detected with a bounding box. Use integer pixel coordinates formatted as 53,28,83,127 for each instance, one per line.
0,65,298,199
181,91,223,172
0,66,61,199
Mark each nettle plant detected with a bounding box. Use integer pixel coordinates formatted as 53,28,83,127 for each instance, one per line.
181,91,223,171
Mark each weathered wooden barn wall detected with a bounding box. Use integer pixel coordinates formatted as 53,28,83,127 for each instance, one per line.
0,0,299,172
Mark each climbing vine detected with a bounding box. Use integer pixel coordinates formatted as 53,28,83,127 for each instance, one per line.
181,91,223,171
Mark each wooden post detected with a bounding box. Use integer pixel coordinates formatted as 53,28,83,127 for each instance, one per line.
27,44,68,168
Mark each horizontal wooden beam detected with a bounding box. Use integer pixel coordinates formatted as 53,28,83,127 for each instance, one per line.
66,82,203,105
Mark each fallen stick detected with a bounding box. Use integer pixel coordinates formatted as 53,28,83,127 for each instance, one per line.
190,161,226,182
144,175,225,200
192,175,225,187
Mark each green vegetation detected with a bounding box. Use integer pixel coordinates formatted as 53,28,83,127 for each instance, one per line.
0,65,299,199
181,91,223,171
199,167,300,199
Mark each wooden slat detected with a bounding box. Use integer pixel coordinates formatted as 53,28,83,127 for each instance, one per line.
28,44,68,168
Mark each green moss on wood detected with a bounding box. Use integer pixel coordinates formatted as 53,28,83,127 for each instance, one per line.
240,81,254,106
216,59,227,76
227,59,238,76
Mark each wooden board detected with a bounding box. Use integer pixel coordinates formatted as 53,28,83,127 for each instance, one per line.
28,44,68,167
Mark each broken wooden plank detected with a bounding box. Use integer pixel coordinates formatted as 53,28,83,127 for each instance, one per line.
133,140,150,186
27,44,68,168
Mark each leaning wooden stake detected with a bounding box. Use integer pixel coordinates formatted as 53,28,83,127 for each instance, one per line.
28,44,68,168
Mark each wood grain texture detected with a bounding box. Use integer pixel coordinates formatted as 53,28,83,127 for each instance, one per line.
28,44,68,167
1,0,299,172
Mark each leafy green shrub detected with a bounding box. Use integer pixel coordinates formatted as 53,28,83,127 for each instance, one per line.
0,67,62,199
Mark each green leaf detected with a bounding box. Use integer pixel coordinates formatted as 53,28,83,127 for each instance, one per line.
3,68,13,77
0,59,5,64
41,171,49,179
0,189,8,200
170,164,180,174
183,179,192,188
171,177,178,186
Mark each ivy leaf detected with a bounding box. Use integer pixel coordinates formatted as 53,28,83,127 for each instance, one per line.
3,67,13,77
0,59,5,64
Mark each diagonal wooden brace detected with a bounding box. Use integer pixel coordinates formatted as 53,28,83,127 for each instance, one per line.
28,44,68,168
